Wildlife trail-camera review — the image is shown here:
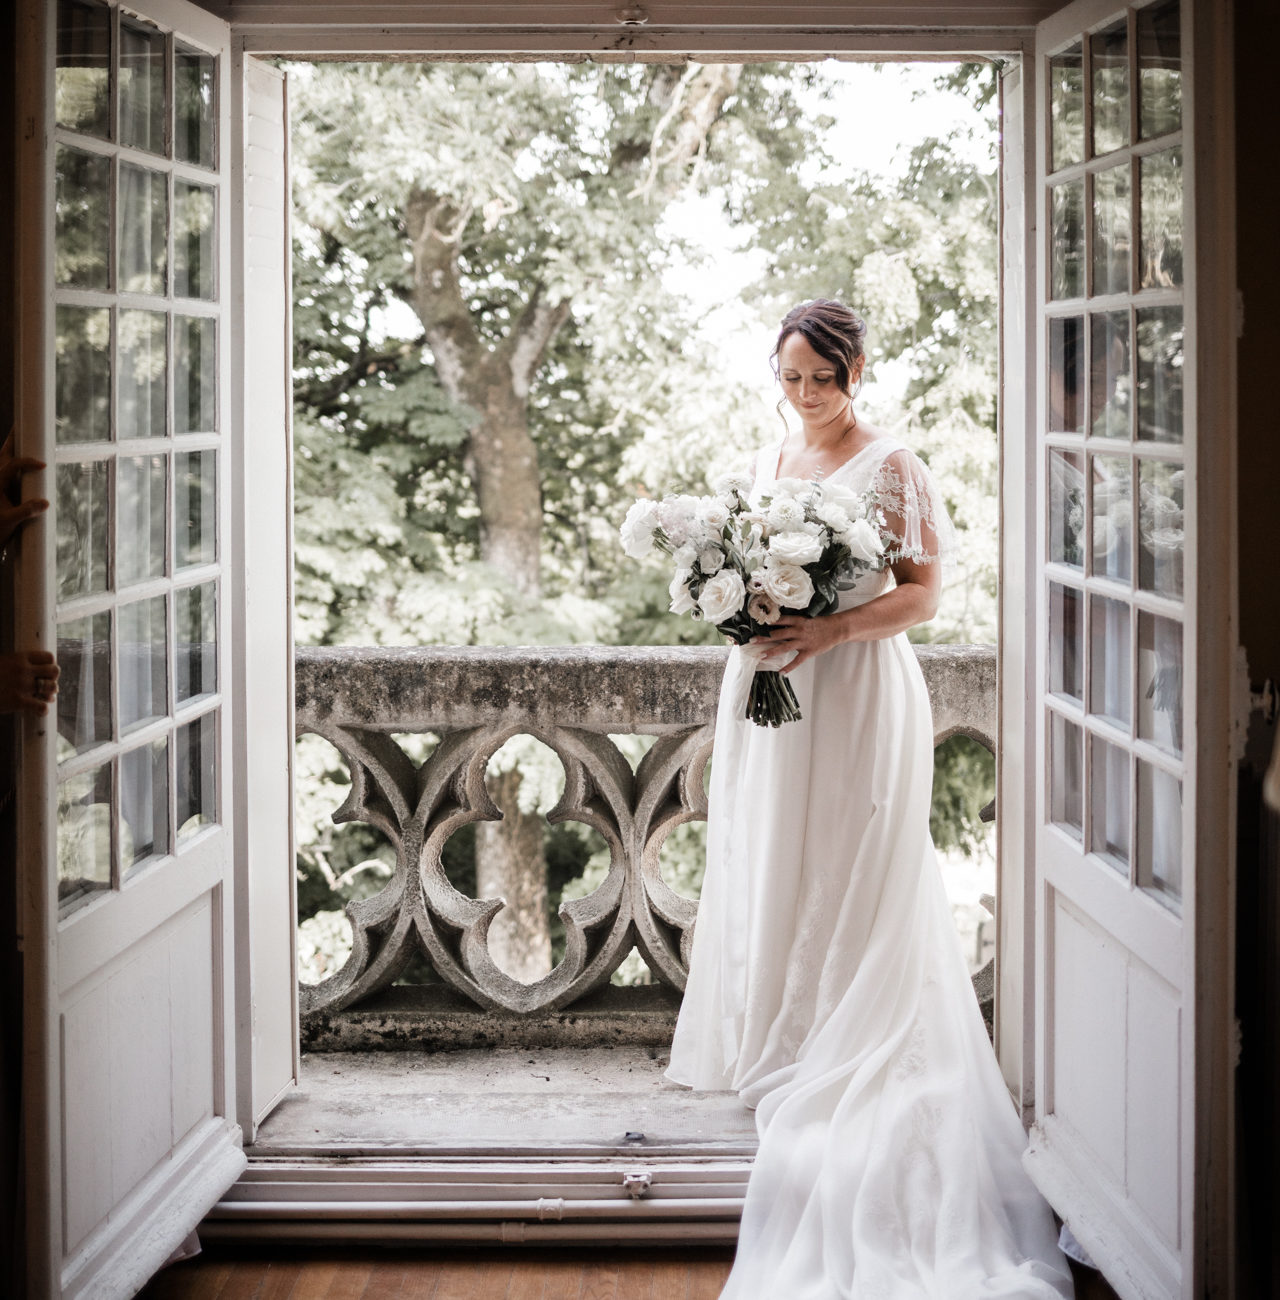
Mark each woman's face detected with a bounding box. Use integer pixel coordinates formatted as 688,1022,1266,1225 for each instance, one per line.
777,332,859,429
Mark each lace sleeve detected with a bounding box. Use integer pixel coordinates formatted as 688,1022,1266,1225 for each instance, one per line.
872,448,957,565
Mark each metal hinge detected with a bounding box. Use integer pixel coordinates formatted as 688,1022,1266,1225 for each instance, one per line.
622,1171,653,1199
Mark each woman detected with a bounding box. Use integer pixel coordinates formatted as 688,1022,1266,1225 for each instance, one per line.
666,301,1074,1297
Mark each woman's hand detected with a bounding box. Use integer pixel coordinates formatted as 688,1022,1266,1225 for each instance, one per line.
750,613,844,674
0,650,59,717
0,429,49,549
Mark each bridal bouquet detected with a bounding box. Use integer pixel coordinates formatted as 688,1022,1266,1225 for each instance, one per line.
620,471,889,726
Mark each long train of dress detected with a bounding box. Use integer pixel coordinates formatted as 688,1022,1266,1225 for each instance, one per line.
665,438,1074,1298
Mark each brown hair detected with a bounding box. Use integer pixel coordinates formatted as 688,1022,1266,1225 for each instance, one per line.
771,299,868,394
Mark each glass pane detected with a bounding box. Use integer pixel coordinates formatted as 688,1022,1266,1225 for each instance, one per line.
1051,180,1085,299
175,182,216,300
1091,454,1132,582
55,306,111,445
1138,0,1182,139
175,46,216,168
1137,458,1184,598
176,711,217,839
1137,760,1182,905
1136,306,1184,443
1091,19,1130,156
1049,316,1084,432
117,454,167,587
118,596,167,733
1089,593,1131,726
1139,148,1182,289
1049,582,1083,702
1049,42,1084,170
1049,712,1083,838
175,317,217,433
175,451,217,568
1090,311,1130,438
1138,611,1183,756
120,164,168,295
56,460,110,601
1092,164,1131,297
56,0,111,138
176,583,217,702
58,763,113,913
55,146,110,289
1090,735,1130,869
1049,448,1085,567
118,310,167,440
121,738,169,873
55,612,111,759
119,18,166,155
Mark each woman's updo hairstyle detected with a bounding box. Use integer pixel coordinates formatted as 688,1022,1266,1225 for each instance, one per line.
771,299,868,395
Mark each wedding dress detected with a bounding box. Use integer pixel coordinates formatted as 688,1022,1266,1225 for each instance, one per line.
666,436,1075,1299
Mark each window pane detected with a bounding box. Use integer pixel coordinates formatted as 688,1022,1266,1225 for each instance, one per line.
176,583,217,702
55,146,110,289
1049,712,1083,838
1092,164,1131,297
1049,448,1085,567
1137,458,1184,598
175,450,216,568
1140,148,1182,289
175,46,216,168
58,763,113,914
57,0,112,138
1049,42,1084,171
117,454,167,587
175,317,217,433
119,18,166,155
1090,735,1130,870
56,460,110,600
1049,316,1084,432
1136,307,1184,443
121,738,169,873
1090,311,1130,438
56,612,111,759
1091,19,1130,156
55,306,111,445
118,596,167,733
175,182,216,300
1050,180,1085,299
1138,0,1182,139
1089,593,1131,726
118,310,167,440
1137,760,1182,905
1091,454,1132,582
1138,611,1183,756
120,164,168,296
176,711,217,839
1049,582,1083,702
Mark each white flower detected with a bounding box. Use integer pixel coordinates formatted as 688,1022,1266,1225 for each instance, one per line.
669,568,696,615
672,543,698,569
747,592,781,625
697,497,731,532
697,570,747,624
712,471,754,498
766,498,806,532
620,499,662,558
768,531,824,566
657,496,699,547
819,482,864,515
843,517,884,564
773,476,810,496
760,561,815,610
814,500,852,534
698,545,725,575
747,571,767,593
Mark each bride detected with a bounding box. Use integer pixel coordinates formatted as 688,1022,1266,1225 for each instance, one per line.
665,300,1075,1298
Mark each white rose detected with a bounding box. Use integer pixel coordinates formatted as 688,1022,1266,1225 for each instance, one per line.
760,561,815,610
698,545,725,575
697,498,730,532
672,543,697,569
819,482,863,514
712,471,754,498
747,592,781,625
843,517,885,564
669,568,696,615
815,501,852,534
697,570,747,624
766,498,806,532
657,496,698,547
620,499,661,558
773,476,810,496
768,531,824,566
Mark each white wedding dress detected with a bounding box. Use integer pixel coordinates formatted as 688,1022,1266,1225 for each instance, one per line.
666,436,1075,1299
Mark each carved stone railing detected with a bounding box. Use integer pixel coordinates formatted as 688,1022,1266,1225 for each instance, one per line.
296,643,996,1049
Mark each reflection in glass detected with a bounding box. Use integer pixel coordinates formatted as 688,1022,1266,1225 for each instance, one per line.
1136,307,1184,443
1090,311,1130,438
1138,760,1182,905
1051,180,1085,299
1089,594,1131,726
176,451,217,568
121,739,169,873
118,596,167,733
1140,149,1183,289
120,18,165,154
1137,458,1184,598
1049,448,1085,567
1091,455,1132,582
120,164,168,295
176,583,217,702
1138,611,1183,755
56,147,110,289
175,317,217,433
176,47,217,168
1049,43,1084,171
177,711,218,839
1049,316,1084,431
1138,0,1182,139
56,613,111,760
55,306,111,444
58,764,113,913
1090,735,1130,869
1091,19,1130,156
1092,164,1131,297
56,460,109,600
175,183,216,299
56,0,111,138
1050,583,1083,702
1049,711,1083,838
118,311,167,440
118,455,167,587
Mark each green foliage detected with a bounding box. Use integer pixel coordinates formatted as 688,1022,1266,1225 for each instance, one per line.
930,734,996,857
